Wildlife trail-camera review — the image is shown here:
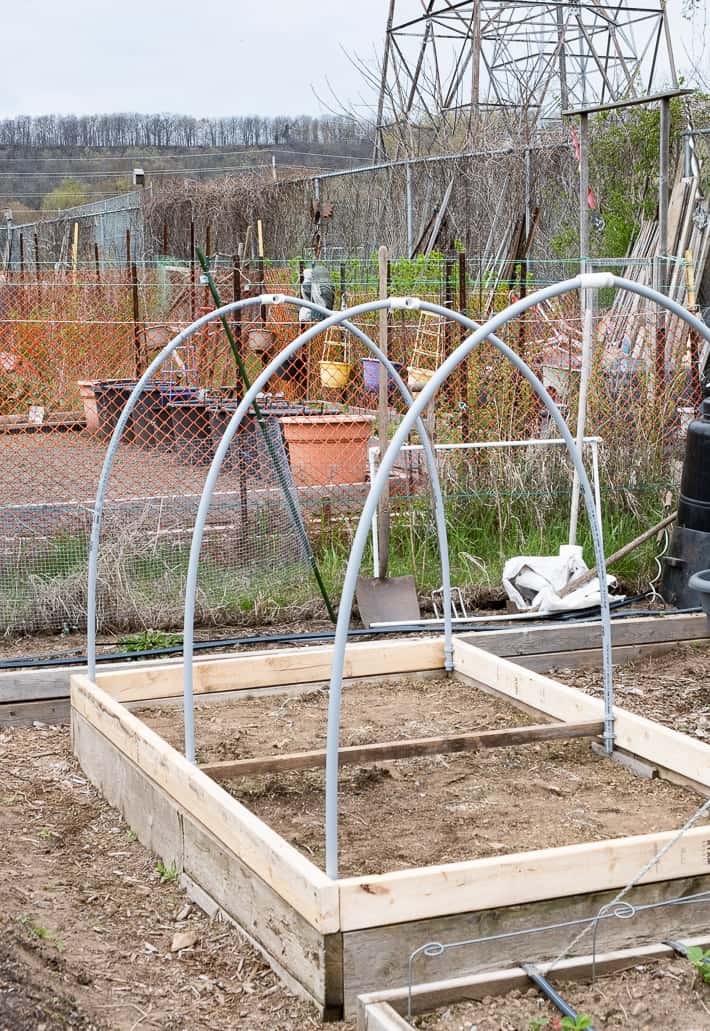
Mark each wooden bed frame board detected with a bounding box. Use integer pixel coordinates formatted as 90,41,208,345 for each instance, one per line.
93,636,446,704
356,933,710,1029
7,612,707,728
70,635,710,1018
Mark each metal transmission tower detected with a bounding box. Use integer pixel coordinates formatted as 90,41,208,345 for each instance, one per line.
374,1,677,158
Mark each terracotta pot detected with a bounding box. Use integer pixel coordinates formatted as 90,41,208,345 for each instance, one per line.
280,414,375,487
77,380,99,433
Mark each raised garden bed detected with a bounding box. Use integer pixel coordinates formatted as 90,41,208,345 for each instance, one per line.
357,937,710,1030
70,637,710,1019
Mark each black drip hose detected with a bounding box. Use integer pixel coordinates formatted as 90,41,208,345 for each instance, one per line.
0,601,701,672
522,964,595,1029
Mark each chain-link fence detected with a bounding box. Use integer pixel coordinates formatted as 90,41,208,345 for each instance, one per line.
0,255,701,640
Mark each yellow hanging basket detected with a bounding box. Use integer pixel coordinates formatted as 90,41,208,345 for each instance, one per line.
319,331,352,389
320,359,353,389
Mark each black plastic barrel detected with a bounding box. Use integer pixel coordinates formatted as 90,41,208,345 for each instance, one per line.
662,398,710,607
677,398,710,533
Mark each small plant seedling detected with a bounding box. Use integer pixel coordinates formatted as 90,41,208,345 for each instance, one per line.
126,830,138,843
121,629,183,653
38,828,57,841
529,1016,593,1030
687,945,710,984
156,860,179,884
17,914,64,951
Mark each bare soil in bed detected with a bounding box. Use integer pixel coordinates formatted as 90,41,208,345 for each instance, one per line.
413,955,710,1029
558,641,710,739
138,675,708,878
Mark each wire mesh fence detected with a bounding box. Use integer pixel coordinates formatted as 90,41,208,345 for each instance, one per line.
0,255,702,640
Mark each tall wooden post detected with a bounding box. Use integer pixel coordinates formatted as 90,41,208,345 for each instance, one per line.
655,96,671,399
131,262,143,377
189,220,196,320
458,250,469,441
232,254,243,402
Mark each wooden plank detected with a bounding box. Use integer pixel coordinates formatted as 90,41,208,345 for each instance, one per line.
0,654,216,704
95,637,446,704
0,698,69,726
70,673,339,933
453,639,710,788
515,641,684,673
3,614,705,709
341,874,710,1013
357,933,710,1021
199,721,604,781
71,709,184,864
461,613,708,660
181,809,340,1013
360,1001,413,1031
337,822,710,932
72,709,337,1012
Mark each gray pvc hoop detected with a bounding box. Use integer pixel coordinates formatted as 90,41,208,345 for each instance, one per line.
87,295,453,695
324,272,710,878
181,297,455,761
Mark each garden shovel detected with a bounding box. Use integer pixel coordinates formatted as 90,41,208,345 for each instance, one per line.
354,246,420,627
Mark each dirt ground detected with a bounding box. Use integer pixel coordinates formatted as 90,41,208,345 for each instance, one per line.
414,955,710,1029
0,618,337,661
139,673,708,877
2,643,710,1029
559,640,710,739
0,722,353,1031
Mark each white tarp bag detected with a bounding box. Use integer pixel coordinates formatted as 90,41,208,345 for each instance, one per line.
502,544,620,615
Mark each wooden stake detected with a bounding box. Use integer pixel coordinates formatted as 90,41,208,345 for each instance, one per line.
71,222,79,282
189,220,196,320
257,219,266,324
555,510,678,602
131,262,143,377
458,250,469,440
232,254,243,401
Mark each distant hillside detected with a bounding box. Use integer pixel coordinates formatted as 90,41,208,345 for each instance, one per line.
0,112,373,219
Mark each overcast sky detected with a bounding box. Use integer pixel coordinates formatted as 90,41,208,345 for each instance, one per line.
1,0,704,121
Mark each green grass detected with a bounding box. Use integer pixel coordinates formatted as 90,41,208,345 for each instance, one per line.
17,914,64,951
0,483,670,638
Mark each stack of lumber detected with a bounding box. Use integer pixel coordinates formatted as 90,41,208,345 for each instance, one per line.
603,169,710,366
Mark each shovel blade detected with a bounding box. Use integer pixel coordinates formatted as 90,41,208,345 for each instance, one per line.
355,574,420,627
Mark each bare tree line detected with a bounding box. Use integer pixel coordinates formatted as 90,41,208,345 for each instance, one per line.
0,112,372,151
